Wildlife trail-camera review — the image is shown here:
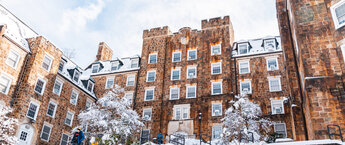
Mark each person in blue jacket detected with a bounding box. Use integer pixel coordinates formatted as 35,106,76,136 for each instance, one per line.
71,127,85,145
157,133,163,144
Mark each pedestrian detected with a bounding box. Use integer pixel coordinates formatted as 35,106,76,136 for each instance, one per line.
71,127,85,145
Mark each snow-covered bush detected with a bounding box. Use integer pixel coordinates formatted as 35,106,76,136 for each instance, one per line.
78,85,144,144
0,105,18,145
221,95,272,144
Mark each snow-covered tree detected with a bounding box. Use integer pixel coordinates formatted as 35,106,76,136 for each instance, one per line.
221,95,272,144
78,85,144,144
0,105,18,145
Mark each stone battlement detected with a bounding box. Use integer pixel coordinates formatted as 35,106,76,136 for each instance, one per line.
201,16,230,29
143,26,171,38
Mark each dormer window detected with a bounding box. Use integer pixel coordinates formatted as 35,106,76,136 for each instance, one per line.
92,64,100,73
111,61,120,71
58,59,66,72
131,59,139,68
264,39,276,50
87,81,94,92
238,43,249,54
73,70,80,82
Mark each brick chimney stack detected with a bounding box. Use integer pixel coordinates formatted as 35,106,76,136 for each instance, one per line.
96,42,113,61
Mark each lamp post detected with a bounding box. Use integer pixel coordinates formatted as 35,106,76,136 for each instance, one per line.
198,112,202,145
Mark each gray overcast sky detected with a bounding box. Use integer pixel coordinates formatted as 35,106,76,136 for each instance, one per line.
0,0,279,68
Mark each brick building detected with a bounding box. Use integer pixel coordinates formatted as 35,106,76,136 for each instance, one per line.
276,0,345,141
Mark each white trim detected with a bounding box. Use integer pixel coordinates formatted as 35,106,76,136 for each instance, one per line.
211,62,222,75
144,88,154,101
69,90,79,105
87,81,94,92
131,58,139,68
274,123,287,138
264,39,277,50
64,111,74,126
26,101,40,120
211,81,222,95
52,78,63,96
146,70,156,82
271,99,285,115
72,70,80,83
46,101,58,118
105,77,114,89
85,99,92,110
41,53,54,72
34,77,47,95
0,73,12,95
91,64,100,73
341,45,345,62
182,107,189,119
148,53,158,64
171,68,181,80
211,43,221,55
5,49,21,69
331,0,345,29
169,87,180,100
266,57,279,71
58,59,66,73
124,92,134,104
186,85,196,98
40,124,52,142
268,77,282,92
126,75,135,86
212,125,222,139
212,103,222,116
239,60,250,74
172,51,182,62
60,133,71,145
142,108,152,121
187,66,197,79
238,43,249,55
187,49,197,60
240,80,252,94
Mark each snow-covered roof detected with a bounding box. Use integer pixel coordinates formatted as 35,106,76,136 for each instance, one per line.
85,55,140,76
232,36,282,57
58,55,97,99
0,4,38,52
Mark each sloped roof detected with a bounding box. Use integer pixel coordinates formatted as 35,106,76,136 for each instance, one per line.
232,36,282,57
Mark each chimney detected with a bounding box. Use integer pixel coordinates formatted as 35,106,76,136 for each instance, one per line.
96,42,113,61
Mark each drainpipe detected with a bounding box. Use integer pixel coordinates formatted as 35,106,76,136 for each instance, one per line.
132,68,140,109
284,0,309,140
159,40,168,135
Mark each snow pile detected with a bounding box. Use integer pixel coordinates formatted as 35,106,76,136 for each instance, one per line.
0,105,18,145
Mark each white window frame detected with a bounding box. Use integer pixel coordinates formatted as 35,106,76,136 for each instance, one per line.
91,64,100,73
341,45,345,62
142,108,152,121
85,99,92,110
175,108,181,120
172,51,182,62
64,111,74,126
0,74,12,95
26,101,40,120
46,101,58,118
148,53,158,64
211,44,221,55
87,81,94,92
131,59,139,68
60,133,71,145
124,92,134,104
212,125,222,139
211,81,222,95
111,61,120,71
58,59,66,73
146,70,156,82
105,77,114,89
187,49,197,60
212,103,222,116
211,62,222,75
187,66,197,79
169,87,180,100
266,57,279,71
238,43,249,55
69,90,79,105
34,77,47,95
331,0,345,29
41,54,53,72
53,78,63,95
144,88,154,101
6,49,20,69
239,60,250,74
186,85,196,98
264,39,276,50
40,124,52,142
171,68,181,80
182,107,189,119
72,70,80,83
268,77,282,92
240,80,252,94
271,100,285,115
126,75,135,86
274,123,287,138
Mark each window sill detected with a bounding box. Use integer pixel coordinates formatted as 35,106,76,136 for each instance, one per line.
270,90,282,92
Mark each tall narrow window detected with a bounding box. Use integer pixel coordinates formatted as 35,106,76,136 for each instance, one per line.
172,51,181,62
126,75,135,86
142,108,152,121
64,111,74,126
175,108,181,120
73,71,80,83
211,81,222,95
46,101,57,118
212,103,222,116
26,101,40,120
87,81,94,92
146,71,156,82
269,77,282,92
60,133,70,145
145,89,154,101
58,59,66,72
149,53,157,64
239,61,250,74
211,44,221,55
85,100,92,110
186,85,196,98
34,78,46,95
6,50,20,69
70,90,79,105
211,62,222,74
170,87,179,100
171,68,181,80
187,49,197,60
212,125,222,139
40,124,52,142
53,78,63,95
0,74,12,95
105,78,114,89
42,55,53,72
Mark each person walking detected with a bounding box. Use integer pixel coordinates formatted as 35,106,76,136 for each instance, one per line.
71,127,85,145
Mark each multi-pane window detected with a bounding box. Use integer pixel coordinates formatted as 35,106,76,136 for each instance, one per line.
271,100,284,115
0,74,11,95
171,68,180,80
173,105,190,120
141,129,150,143
126,75,135,86
124,93,133,104
64,111,74,126
182,108,188,119
172,51,181,62
269,77,282,92
26,101,40,120
46,102,57,118
265,39,276,50
267,57,278,71
105,78,114,89
70,90,79,105
211,81,222,95
239,61,250,74
187,66,197,79
186,85,196,98
131,59,139,68
85,100,92,110
187,49,197,60
91,64,100,73
238,43,249,54
170,87,179,100
34,78,46,95
73,71,80,82
111,61,119,71
331,0,345,29
142,108,152,121
149,53,157,64
175,108,181,120
212,103,222,116
40,124,52,142
58,59,66,72
211,44,221,55
146,71,156,82
53,78,63,95
6,50,20,68
42,55,53,72
240,81,252,94
19,131,28,141
145,89,154,101
87,81,94,92
274,123,287,138
60,133,70,145
211,62,222,74
212,125,222,139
